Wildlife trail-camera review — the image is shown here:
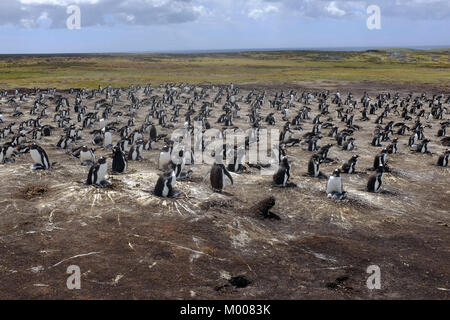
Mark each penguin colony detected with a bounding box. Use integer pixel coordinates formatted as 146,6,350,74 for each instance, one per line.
0,85,449,212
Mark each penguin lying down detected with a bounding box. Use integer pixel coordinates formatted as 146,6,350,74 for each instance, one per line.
85,157,111,187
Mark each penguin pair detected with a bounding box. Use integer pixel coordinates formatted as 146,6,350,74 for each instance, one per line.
326,169,346,200
154,161,179,198
415,139,431,154
128,143,144,161
86,157,109,186
57,136,71,149
0,143,16,163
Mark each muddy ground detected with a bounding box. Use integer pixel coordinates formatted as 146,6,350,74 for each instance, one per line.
0,81,449,300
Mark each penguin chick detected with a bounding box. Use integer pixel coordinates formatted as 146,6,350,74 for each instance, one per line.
251,196,280,220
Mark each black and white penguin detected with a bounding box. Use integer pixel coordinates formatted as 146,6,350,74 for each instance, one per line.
415,139,430,154
367,165,385,193
437,149,449,167
128,143,143,161
154,163,178,198
308,154,324,177
373,148,388,170
112,146,128,173
342,137,355,151
171,149,186,179
341,155,359,174
79,146,96,165
387,138,398,154
57,136,71,149
326,169,345,200
0,143,16,163
273,157,291,187
86,157,108,186
103,130,113,149
30,143,50,170
210,161,234,192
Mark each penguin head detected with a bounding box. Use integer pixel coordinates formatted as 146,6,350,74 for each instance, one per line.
333,169,341,177
351,154,359,161
98,157,107,165
29,143,38,150
82,145,88,152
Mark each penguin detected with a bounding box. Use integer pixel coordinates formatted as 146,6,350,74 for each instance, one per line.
171,148,186,179
367,165,385,193
86,157,109,186
387,138,398,154
415,139,430,154
273,157,291,187
326,169,345,200
373,148,388,170
29,143,50,170
437,149,449,167
112,146,128,173
308,154,325,178
210,161,234,192
56,136,71,149
128,143,143,161
342,137,355,151
341,155,359,174
154,162,179,198
79,146,96,165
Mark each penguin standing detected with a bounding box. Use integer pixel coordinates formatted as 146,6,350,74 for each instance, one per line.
30,143,50,170
367,165,385,193
437,149,449,167
373,148,388,170
415,139,430,154
308,154,325,178
326,169,345,200
273,157,291,187
128,143,143,161
112,146,128,173
103,130,113,149
86,157,109,186
0,143,16,163
210,161,234,192
342,155,359,174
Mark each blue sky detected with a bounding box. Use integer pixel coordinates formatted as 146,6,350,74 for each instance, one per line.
0,0,449,53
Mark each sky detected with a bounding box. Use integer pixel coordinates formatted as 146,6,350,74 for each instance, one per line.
0,0,449,53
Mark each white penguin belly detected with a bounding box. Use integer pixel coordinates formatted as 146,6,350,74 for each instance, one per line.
31,149,42,165
80,151,94,162
97,163,107,183
159,152,170,169
104,132,112,146
326,176,342,194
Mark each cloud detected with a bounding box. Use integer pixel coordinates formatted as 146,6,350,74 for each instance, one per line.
0,0,448,29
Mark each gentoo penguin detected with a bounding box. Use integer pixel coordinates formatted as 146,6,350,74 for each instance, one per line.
158,144,172,170
112,146,128,173
373,148,388,170
128,143,143,161
0,143,16,163
171,149,187,179
57,136,71,149
273,157,291,187
30,143,50,170
437,149,449,167
415,139,430,154
367,165,385,193
342,155,359,174
79,146,96,165
86,157,109,186
210,161,234,192
154,162,179,198
326,169,345,200
387,138,398,154
308,154,325,178
342,137,355,151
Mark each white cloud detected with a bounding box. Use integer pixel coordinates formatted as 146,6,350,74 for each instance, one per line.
326,1,345,17
248,4,279,20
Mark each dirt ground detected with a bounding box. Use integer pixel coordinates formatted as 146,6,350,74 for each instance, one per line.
0,81,449,300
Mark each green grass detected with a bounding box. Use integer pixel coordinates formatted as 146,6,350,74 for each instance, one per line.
0,49,449,89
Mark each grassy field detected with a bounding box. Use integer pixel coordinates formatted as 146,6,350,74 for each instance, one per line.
0,49,449,89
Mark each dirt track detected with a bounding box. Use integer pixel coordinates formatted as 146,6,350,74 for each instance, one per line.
0,81,449,299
